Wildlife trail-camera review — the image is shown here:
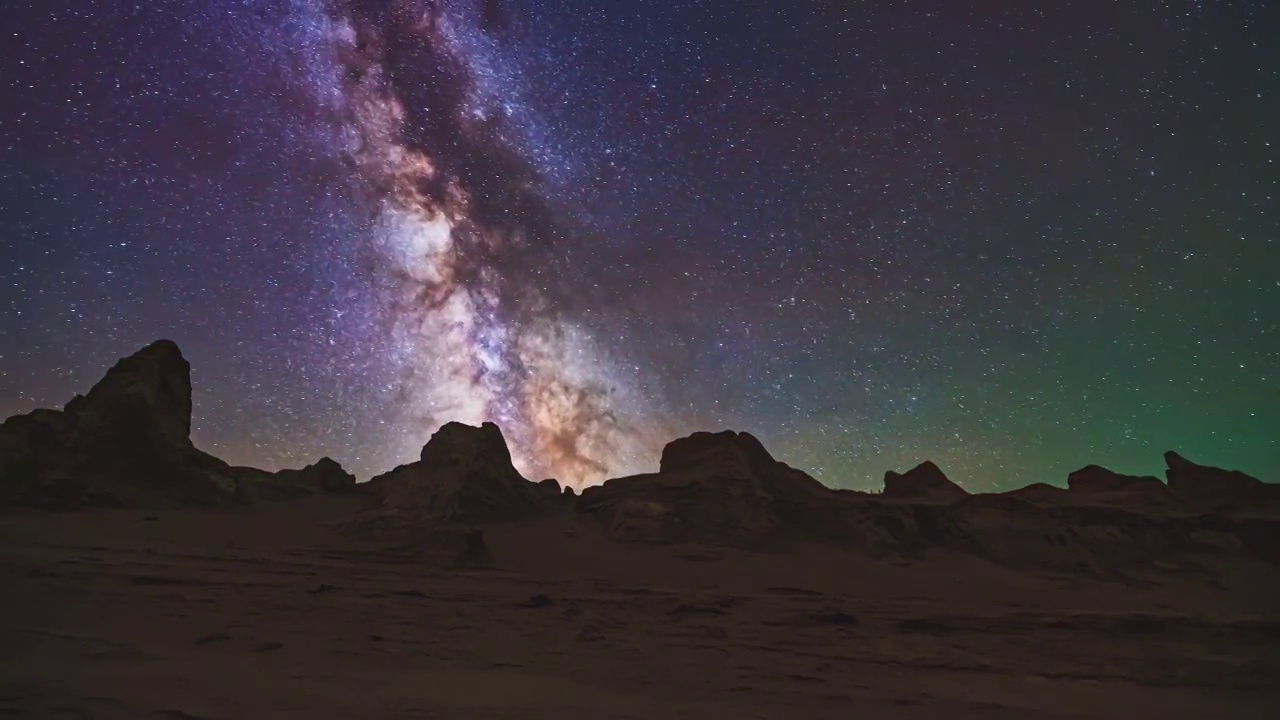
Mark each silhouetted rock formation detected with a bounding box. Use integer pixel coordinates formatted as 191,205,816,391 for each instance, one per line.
1,341,234,506
577,430,841,544
359,421,551,525
659,430,780,474
882,461,968,502
236,457,362,501
1068,465,1163,492
5,340,1278,576
1165,451,1278,511
1065,464,1169,505
573,434,1279,571
0,340,355,508
68,339,194,449
283,457,358,493
1003,482,1068,504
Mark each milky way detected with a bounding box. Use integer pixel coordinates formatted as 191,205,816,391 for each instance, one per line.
285,0,664,485
1,0,1276,490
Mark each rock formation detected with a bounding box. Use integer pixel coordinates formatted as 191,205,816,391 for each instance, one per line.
5,339,1278,575
1,341,230,506
882,461,968,502
235,457,362,501
283,457,359,493
1003,482,1069,503
577,430,842,544
359,421,555,525
0,340,355,508
571,433,1279,572
1164,451,1278,511
1064,464,1169,505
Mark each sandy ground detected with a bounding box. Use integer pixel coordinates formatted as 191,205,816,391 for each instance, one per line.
2,495,1278,719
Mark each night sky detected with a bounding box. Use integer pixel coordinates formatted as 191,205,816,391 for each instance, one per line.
2,0,1276,490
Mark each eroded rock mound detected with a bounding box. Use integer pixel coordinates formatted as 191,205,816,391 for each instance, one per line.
659,430,779,475
577,430,840,544
1068,465,1163,492
286,457,358,493
1003,482,1068,504
358,422,551,526
882,461,968,502
1066,465,1169,505
236,457,362,501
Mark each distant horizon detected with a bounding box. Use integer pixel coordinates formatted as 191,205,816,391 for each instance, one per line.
2,338,1272,493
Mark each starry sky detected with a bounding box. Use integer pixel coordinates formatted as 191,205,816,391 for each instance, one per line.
2,0,1277,490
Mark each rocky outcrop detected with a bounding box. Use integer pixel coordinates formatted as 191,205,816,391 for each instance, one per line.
0,409,74,497
65,339,195,451
1003,482,1069,504
577,430,842,544
1165,451,1277,511
573,435,1279,571
1068,465,1161,492
0,341,235,506
1065,465,1169,505
882,461,968,502
236,457,361,501
0,340,355,508
276,457,358,494
6,340,1277,574
658,430,780,475
359,422,552,525
846,493,1278,572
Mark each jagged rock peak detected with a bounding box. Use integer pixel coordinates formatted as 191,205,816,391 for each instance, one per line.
282,457,357,493
659,430,777,474
883,461,968,501
310,456,344,471
1164,451,1266,496
66,339,194,448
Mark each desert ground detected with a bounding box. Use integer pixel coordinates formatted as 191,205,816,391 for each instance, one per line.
3,493,1278,720
3,341,1278,718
